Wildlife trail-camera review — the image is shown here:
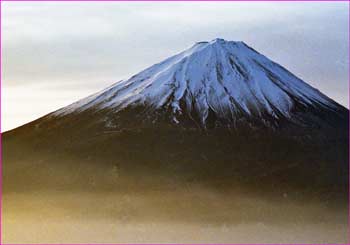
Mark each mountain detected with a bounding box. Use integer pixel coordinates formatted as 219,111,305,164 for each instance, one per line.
3,39,349,200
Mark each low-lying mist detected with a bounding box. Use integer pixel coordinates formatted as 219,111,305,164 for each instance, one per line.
3,157,348,243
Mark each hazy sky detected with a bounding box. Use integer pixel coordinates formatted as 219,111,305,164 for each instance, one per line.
2,2,349,132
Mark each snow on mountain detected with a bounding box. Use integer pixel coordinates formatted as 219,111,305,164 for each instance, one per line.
53,38,341,127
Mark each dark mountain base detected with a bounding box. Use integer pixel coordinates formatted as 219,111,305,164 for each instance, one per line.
4,120,349,204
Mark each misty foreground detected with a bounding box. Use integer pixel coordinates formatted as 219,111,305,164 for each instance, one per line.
3,126,349,243
3,189,348,243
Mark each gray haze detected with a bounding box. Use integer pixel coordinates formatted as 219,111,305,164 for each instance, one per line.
2,2,349,131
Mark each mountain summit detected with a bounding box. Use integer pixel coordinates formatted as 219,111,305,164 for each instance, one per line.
51,38,346,130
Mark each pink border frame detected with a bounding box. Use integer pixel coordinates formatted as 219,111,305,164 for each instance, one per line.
0,0,349,245
0,0,348,1
0,0,348,2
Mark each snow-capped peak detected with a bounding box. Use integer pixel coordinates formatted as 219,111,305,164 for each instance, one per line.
54,39,339,127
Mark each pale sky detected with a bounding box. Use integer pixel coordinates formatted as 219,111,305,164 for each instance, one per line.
2,2,349,132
